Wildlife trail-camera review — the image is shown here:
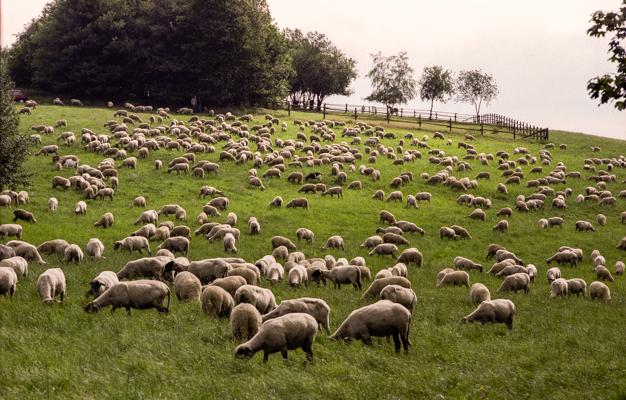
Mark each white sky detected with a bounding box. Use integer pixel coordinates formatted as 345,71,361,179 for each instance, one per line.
3,0,626,139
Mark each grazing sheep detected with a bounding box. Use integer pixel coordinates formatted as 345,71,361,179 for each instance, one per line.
62,244,83,264
86,238,105,259
114,235,151,255
135,210,159,225
397,248,423,267
37,268,66,304
550,278,569,298
12,243,45,264
492,220,509,232
133,196,147,207
85,280,170,314
322,266,362,290
547,217,564,228
496,207,513,218
619,237,626,250
538,218,548,228
379,210,397,225
296,228,314,243
322,235,345,251
595,265,614,282
615,261,625,276
440,227,458,240
73,201,87,216
596,213,607,226
461,299,516,330
369,243,399,258
331,300,411,353
223,233,238,253
86,271,119,298
12,209,37,223
469,283,491,305
0,224,22,241
288,265,308,288
94,212,114,228
547,267,561,284
589,281,611,300
380,285,417,313
469,208,486,221
575,220,596,232
157,237,189,256
235,313,318,362
230,303,263,341
546,250,578,267
262,297,330,332
437,270,470,288
566,278,587,297
497,273,531,293
0,267,17,297
496,249,523,265
271,236,297,250
362,276,411,299
0,256,28,278
210,276,247,297
372,190,385,200
235,285,276,314
201,285,234,317
173,271,202,301
454,256,483,272
286,198,309,209
48,197,58,212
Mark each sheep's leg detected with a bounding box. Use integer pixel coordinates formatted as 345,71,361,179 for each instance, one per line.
261,352,269,363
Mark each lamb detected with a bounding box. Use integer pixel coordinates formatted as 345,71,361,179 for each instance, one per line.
454,256,483,272
549,278,569,298
362,276,411,299
74,200,87,216
331,300,411,353
497,273,531,293
575,220,596,232
595,265,614,282
37,268,66,304
379,210,397,225
60,244,83,264
235,313,318,362
271,236,297,250
94,212,114,228
286,198,309,209
0,256,28,278
369,243,399,258
114,236,151,254
566,278,587,296
48,197,58,212
234,285,276,314
262,297,330,332
322,266,362,290
230,303,263,341
0,267,17,297
461,299,516,330
589,281,611,300
200,285,234,317
322,235,345,251
296,228,314,243
437,270,470,288
85,280,170,314
12,209,37,223
157,237,189,256
380,285,417,313
397,248,423,267
86,271,119,297
492,220,509,232
288,265,308,288
469,283,491,305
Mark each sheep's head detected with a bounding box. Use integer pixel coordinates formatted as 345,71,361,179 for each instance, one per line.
84,302,101,313
113,242,122,250
234,345,255,360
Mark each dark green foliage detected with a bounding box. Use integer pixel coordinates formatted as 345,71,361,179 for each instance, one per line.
455,69,499,117
285,29,357,110
8,0,291,107
365,51,417,110
418,65,455,118
0,52,31,190
587,0,626,111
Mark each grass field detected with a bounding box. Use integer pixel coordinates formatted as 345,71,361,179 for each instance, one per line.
1,104,626,399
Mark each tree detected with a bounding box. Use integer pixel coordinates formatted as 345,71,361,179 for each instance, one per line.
418,65,455,119
455,69,499,117
587,1,626,110
0,52,31,190
285,29,357,110
365,51,417,112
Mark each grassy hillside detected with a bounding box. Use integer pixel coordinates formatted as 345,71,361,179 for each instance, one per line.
1,104,626,399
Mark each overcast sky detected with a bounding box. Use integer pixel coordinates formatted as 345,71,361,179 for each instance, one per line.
3,0,625,139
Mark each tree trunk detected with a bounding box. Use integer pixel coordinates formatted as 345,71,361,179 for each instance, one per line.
429,99,434,119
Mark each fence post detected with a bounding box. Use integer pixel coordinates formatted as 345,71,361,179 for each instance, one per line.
448,118,452,131
454,113,457,123
413,110,416,118
418,115,421,128
287,103,291,117
400,108,403,118
354,108,357,122
386,111,390,124
435,112,438,120
481,123,484,135
345,104,348,113
323,104,326,119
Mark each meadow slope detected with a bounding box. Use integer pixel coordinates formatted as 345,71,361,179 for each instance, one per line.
1,104,626,399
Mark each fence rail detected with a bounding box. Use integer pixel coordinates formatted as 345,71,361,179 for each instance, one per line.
284,102,549,142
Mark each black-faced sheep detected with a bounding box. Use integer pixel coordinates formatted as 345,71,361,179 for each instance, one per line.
87,271,119,297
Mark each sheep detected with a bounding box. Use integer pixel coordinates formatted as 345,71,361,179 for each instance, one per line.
288,265,308,288
615,261,625,276
12,209,37,224
322,235,345,251
132,196,147,207
496,207,513,218
380,285,417,313
397,248,423,267
497,273,531,294
86,271,119,297
48,197,58,212
437,270,470,288
394,221,424,235
296,228,314,243
495,249,523,265
538,218,549,229
379,210,397,225
286,198,309,209
546,267,561,284
86,238,105,259
116,257,168,281
235,313,318,362
547,217,564,227
135,210,159,225
85,280,170,314
589,281,611,300
415,192,432,202
492,220,509,232
469,208,486,221
369,243,399,258
566,278,587,297
362,276,411,299
114,236,151,255
322,186,343,198
12,243,45,263
74,201,87,216
37,268,66,304
36,239,70,259
331,300,411,353
172,258,232,284
223,233,238,253
234,285,276,314
372,190,385,200
454,256,483,272
546,251,578,267
61,244,83,264
230,303,263,341
94,212,114,228
0,256,28,278
549,278,569,298
0,267,17,297
0,244,15,261
210,275,247,297
595,265,614,282
390,262,408,277
596,213,607,226
271,236,297,250
171,225,191,239
526,264,538,282
469,283,491,305
134,224,158,239
157,237,189,256
440,227,458,240
262,297,330,332
619,237,626,250
461,299,516,330
200,285,234,317
575,220,596,232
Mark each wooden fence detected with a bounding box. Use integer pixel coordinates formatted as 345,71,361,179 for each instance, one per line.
284,102,549,142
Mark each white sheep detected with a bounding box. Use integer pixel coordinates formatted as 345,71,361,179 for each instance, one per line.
37,268,66,304
0,267,17,297
549,278,568,298
461,299,516,330
230,303,262,341
380,285,417,313
85,280,170,314
87,271,119,297
86,238,105,259
174,271,202,301
469,283,491,305
201,285,234,317
48,197,58,212
589,281,611,300
114,236,151,254
262,297,330,333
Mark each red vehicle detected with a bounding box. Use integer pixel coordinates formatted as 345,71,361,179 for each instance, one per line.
9,89,28,102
